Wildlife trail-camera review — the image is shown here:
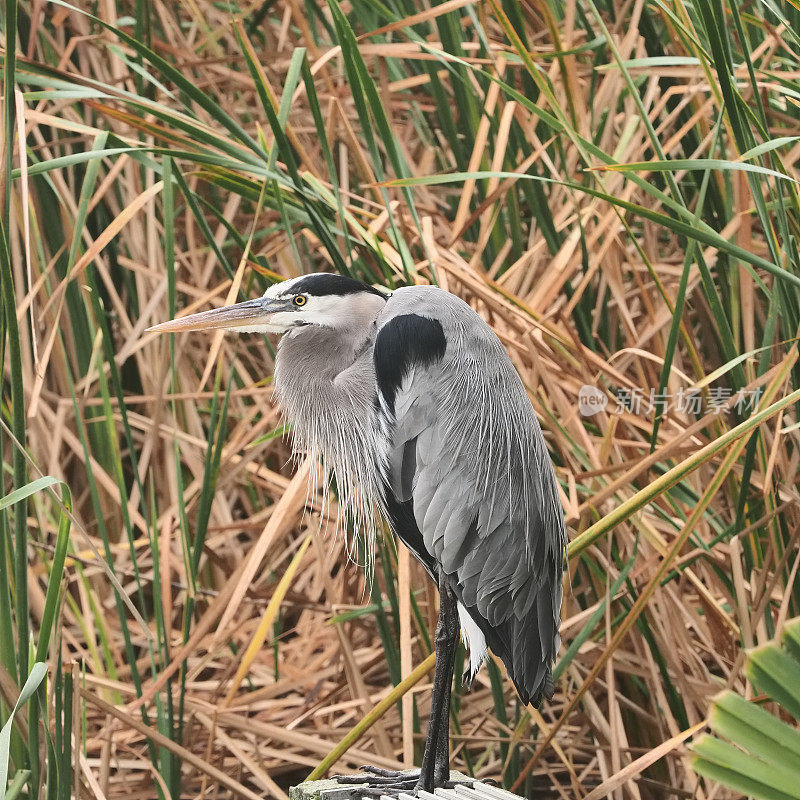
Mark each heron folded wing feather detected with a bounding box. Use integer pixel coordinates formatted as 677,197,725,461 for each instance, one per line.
374,287,566,707
419,484,452,550
398,437,418,501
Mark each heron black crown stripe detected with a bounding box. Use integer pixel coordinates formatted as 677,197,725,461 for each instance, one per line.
287,273,386,298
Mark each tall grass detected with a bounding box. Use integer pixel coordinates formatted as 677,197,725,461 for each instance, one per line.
1,0,800,798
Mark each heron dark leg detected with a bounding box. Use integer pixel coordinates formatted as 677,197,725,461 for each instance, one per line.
417,571,459,792
332,572,460,796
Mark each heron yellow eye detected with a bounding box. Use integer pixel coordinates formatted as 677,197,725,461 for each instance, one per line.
293,295,307,307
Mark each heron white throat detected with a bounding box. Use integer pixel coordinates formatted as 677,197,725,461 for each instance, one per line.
149,272,566,793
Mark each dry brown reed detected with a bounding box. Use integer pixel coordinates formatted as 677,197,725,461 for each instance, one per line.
4,0,800,799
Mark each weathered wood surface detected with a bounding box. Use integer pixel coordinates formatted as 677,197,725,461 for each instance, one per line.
291,772,524,800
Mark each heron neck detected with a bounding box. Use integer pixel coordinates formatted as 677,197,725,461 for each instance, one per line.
273,317,385,539
275,320,373,380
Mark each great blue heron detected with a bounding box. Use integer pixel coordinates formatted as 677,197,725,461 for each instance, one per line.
149,273,566,793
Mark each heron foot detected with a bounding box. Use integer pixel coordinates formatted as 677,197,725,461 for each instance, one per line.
349,782,464,798
333,767,419,788
333,774,418,787
332,767,466,796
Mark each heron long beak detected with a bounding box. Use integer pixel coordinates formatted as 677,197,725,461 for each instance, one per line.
147,297,286,334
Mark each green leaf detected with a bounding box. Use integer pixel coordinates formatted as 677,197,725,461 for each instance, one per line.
748,645,800,719
740,137,800,160
35,488,73,665
12,147,140,179
693,756,798,800
0,663,48,797
691,734,800,800
598,157,798,184
781,618,800,663
0,477,61,511
248,424,290,448
604,56,702,68
710,691,800,772
2,770,29,800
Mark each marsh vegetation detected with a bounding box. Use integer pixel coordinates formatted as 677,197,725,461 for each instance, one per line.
2,0,800,798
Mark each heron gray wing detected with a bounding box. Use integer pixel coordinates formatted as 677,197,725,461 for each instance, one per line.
374,286,566,705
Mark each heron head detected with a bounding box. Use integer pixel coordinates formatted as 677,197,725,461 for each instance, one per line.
147,273,388,336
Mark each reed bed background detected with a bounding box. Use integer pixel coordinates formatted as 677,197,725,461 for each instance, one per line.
2,0,800,798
